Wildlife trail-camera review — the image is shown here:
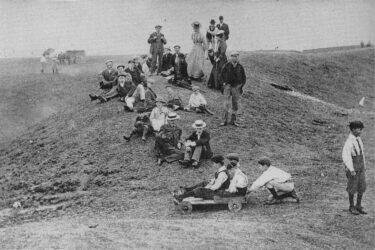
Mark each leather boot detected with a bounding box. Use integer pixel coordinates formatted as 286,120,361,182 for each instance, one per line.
229,114,239,126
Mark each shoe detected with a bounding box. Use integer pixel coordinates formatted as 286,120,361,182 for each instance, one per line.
124,106,131,112
290,190,300,203
173,194,183,202
191,161,199,168
158,158,165,166
179,160,190,166
356,207,367,214
123,135,130,141
349,206,360,215
219,122,228,127
98,96,107,103
142,136,146,142
89,94,98,101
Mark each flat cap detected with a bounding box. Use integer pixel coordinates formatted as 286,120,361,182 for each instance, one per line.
349,120,364,130
226,153,239,162
230,51,240,56
211,155,225,163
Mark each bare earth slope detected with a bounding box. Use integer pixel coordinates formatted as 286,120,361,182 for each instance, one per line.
0,48,374,249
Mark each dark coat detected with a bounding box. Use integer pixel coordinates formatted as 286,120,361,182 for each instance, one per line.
125,68,142,85
216,23,230,40
174,61,189,80
220,62,246,89
117,80,135,97
186,130,213,159
148,32,167,54
161,53,173,71
207,40,227,90
101,69,118,82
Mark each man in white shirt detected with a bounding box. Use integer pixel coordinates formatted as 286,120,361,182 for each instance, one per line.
174,155,230,201
342,121,367,215
249,158,299,204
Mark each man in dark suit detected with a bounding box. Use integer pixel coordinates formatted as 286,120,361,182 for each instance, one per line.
170,45,183,71
147,25,167,75
179,120,213,168
216,16,230,40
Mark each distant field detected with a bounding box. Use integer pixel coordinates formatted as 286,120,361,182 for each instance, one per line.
0,48,374,249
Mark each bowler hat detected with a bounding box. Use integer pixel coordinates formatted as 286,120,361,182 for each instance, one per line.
191,21,201,28
155,25,162,28
192,120,206,129
230,51,240,56
105,59,113,64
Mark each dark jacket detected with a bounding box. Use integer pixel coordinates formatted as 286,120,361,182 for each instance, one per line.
161,53,173,71
186,130,213,159
118,80,135,97
215,40,227,62
170,53,184,69
147,32,167,54
216,22,230,40
174,61,189,80
101,69,118,82
125,68,142,85
221,62,246,89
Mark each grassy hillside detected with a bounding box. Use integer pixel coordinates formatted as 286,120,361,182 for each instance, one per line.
0,48,374,248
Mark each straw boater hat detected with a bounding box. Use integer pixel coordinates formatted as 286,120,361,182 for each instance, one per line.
105,59,113,64
191,21,201,28
174,45,181,49
167,112,180,121
192,120,206,129
192,85,200,92
117,65,125,69
155,97,166,103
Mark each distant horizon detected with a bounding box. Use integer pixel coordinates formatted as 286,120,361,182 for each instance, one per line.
0,44,371,59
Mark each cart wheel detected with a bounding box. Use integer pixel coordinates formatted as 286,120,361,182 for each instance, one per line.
228,200,242,212
178,201,192,215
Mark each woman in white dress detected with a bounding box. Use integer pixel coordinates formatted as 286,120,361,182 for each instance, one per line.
186,21,207,81
150,97,169,131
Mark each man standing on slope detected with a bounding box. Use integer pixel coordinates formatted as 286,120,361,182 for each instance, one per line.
342,121,368,215
148,25,167,75
220,51,246,127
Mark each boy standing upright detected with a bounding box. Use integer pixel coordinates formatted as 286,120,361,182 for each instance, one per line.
342,121,367,215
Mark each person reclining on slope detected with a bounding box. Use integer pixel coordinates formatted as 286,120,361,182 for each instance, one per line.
154,112,184,166
150,97,169,132
90,72,134,103
179,120,213,168
133,79,157,113
125,59,145,86
123,114,153,142
184,85,214,115
124,81,146,112
98,60,118,89
174,155,230,201
248,158,300,204
168,53,192,90
165,86,184,111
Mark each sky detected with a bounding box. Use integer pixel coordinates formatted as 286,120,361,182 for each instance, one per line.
0,0,374,57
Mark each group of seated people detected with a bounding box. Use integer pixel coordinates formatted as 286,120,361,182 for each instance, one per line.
174,155,300,204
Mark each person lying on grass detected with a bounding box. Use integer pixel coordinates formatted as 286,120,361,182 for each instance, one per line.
91,72,134,103
178,120,212,168
248,158,300,204
165,86,184,111
154,112,184,166
184,85,214,115
150,97,169,132
123,114,153,142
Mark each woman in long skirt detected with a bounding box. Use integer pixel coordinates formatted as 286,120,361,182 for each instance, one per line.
186,21,207,81
207,30,227,91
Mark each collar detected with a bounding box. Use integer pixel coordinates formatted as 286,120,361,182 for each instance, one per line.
349,133,359,140
218,166,226,172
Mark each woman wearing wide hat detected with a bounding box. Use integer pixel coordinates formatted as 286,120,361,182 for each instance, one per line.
186,21,207,81
179,120,213,168
154,112,184,165
206,19,218,51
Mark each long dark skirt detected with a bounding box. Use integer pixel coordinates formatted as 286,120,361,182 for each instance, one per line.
207,60,226,91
